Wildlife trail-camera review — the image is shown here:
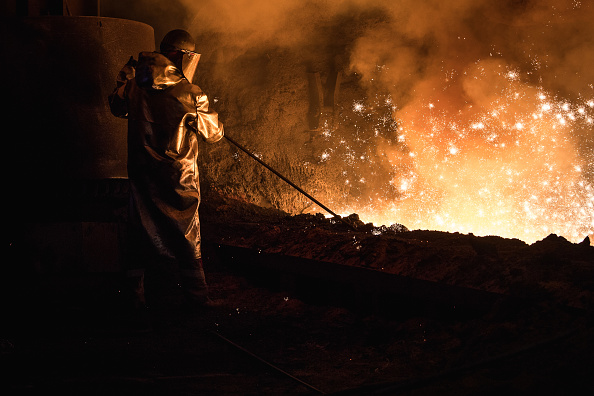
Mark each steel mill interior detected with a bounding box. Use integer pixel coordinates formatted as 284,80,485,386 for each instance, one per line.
2,1,594,395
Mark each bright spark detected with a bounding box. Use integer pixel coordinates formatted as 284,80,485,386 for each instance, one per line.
326,78,594,245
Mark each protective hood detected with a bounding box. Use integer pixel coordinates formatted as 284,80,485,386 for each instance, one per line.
135,51,184,90
159,29,200,82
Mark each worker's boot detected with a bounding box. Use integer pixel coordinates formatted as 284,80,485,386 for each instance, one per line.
121,269,151,332
125,269,146,309
180,260,223,310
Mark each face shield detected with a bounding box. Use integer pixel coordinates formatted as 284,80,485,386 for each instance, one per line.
179,49,201,82
161,49,201,82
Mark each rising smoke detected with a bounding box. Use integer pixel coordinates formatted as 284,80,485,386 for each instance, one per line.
177,0,594,98
113,0,594,243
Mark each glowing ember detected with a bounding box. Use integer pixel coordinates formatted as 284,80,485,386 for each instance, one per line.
329,78,594,244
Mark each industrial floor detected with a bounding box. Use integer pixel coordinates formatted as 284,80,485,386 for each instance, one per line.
0,259,318,395
2,253,594,396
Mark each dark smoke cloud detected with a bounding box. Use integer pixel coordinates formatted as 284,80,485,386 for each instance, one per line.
178,0,593,242
111,0,593,106
105,0,593,241
178,1,594,129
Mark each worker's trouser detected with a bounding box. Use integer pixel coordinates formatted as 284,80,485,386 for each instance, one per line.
179,265,209,303
125,258,208,308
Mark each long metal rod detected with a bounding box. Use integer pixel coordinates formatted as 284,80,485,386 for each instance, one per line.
224,134,356,230
210,330,326,394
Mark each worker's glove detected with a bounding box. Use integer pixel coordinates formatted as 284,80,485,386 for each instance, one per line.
117,56,137,84
125,56,138,68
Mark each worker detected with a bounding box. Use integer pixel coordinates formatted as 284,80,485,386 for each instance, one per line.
109,29,224,313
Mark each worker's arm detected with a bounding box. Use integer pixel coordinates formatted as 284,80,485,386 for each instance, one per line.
108,56,137,118
193,92,224,143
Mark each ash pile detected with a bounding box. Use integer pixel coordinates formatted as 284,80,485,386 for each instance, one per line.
201,189,594,311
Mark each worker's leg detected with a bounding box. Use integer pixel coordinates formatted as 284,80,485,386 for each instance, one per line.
180,259,209,304
125,268,146,308
123,227,148,310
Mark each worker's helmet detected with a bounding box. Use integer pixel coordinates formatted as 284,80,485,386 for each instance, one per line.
160,29,195,53
159,29,200,81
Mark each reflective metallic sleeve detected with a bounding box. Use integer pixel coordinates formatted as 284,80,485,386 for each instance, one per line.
194,92,224,143
108,59,136,118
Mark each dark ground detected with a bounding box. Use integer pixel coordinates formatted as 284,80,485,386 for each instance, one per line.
2,256,593,396
2,191,594,395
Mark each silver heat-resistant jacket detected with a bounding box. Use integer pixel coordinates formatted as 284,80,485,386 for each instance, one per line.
109,51,224,263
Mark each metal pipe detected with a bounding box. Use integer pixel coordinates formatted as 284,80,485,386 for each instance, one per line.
224,134,356,231
210,330,326,394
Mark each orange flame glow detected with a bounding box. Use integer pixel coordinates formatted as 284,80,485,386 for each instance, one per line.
331,61,594,244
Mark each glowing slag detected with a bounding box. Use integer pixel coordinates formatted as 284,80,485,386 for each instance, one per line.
317,76,594,245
